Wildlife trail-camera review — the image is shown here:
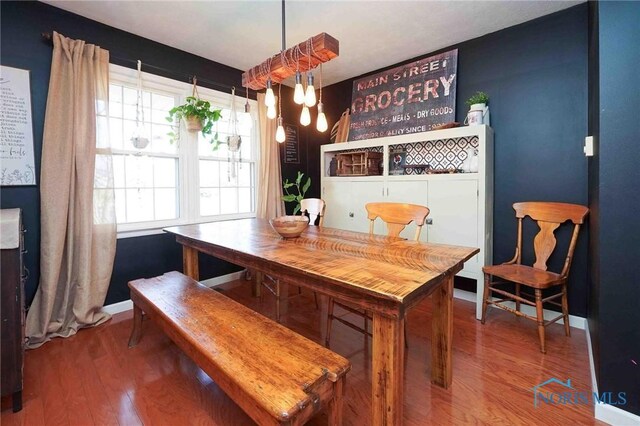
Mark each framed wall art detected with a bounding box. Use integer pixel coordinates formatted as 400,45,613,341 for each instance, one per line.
0,65,36,186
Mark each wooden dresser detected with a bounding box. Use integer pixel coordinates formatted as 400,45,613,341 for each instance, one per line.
1,208,25,412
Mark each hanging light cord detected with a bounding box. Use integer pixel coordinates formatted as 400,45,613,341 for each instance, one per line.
319,63,323,102
278,83,282,117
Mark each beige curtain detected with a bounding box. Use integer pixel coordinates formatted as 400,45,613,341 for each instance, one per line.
256,93,285,219
26,32,116,349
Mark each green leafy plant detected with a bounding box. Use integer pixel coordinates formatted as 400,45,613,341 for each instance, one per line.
466,91,489,106
166,96,223,146
282,171,311,215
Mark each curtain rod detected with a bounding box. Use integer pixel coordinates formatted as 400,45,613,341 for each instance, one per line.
41,32,251,97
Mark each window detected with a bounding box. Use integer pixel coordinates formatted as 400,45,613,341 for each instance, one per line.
107,65,259,237
198,104,255,217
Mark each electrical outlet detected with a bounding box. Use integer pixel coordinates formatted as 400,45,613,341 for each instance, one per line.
584,136,595,157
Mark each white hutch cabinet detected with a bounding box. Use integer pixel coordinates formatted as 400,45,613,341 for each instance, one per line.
320,125,494,319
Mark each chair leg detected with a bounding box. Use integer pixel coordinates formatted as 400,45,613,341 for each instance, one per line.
275,280,281,322
535,289,546,354
515,283,521,312
481,273,491,324
325,297,335,348
562,284,571,337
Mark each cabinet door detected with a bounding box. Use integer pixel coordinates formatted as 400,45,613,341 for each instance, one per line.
427,179,479,264
349,180,385,233
322,180,352,231
385,180,430,241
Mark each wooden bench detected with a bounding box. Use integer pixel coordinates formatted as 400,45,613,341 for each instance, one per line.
128,271,351,426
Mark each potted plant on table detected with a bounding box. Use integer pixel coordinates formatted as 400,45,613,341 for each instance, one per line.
282,171,311,215
166,96,223,145
271,172,312,239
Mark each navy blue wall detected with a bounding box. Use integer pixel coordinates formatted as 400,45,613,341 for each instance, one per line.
591,1,640,416
311,5,590,315
0,1,243,305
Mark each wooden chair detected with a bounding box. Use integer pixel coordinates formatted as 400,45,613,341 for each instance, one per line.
301,198,326,226
481,202,589,353
325,202,430,348
263,198,325,321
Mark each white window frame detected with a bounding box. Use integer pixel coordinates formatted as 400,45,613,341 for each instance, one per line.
108,64,260,238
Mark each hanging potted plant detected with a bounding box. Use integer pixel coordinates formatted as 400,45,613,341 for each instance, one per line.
166,96,223,143
166,79,222,144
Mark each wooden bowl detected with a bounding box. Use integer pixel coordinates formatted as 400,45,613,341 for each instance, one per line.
270,215,309,239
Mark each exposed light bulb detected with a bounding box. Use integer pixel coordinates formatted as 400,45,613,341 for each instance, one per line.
293,71,305,105
267,104,277,119
264,78,276,107
300,106,311,126
304,73,316,107
316,102,328,132
275,117,286,143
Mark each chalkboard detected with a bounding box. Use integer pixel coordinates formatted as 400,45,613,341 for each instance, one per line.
349,49,458,141
0,65,36,186
283,123,299,164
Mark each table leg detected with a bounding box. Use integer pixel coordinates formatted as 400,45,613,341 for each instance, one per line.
372,313,404,425
182,246,199,281
252,271,263,297
431,274,454,388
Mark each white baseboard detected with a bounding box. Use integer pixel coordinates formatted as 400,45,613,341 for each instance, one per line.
102,299,133,315
101,270,247,316
453,288,587,330
199,270,246,288
586,322,640,425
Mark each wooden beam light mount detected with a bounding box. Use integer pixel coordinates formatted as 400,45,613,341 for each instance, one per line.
242,33,339,91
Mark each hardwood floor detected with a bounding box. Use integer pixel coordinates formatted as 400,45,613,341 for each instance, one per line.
1,279,602,425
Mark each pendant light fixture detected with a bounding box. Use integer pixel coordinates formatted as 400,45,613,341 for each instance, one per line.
264,78,276,107
300,105,311,126
293,67,305,104
275,83,286,143
243,0,340,142
267,104,277,119
304,44,316,107
244,87,251,113
316,64,328,132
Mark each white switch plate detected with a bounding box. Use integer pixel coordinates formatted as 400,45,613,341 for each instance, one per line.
584,136,595,157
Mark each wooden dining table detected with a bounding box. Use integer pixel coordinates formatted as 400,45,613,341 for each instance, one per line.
164,218,478,425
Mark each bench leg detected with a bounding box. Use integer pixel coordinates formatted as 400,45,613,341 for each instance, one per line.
327,378,344,426
128,303,143,348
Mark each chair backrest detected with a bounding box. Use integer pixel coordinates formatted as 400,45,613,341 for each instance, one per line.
365,202,430,240
301,198,326,227
512,202,589,275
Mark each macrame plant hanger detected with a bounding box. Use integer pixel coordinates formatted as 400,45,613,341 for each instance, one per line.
226,87,242,181
131,60,150,149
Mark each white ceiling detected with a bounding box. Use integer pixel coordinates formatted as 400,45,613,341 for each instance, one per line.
42,0,582,86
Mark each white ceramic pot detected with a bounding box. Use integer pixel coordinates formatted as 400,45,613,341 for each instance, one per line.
466,103,489,126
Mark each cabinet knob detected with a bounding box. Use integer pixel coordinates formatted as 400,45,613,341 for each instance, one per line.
349,212,354,218
426,218,433,225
